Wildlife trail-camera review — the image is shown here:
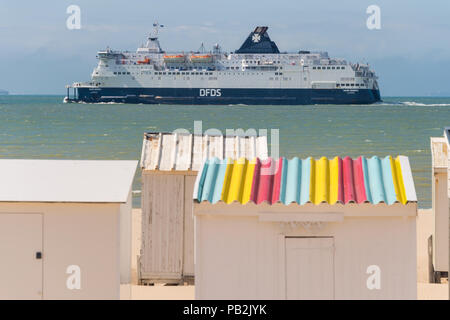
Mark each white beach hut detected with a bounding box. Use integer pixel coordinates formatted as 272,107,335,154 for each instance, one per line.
193,155,418,299
0,159,137,300
430,127,449,281
139,132,268,284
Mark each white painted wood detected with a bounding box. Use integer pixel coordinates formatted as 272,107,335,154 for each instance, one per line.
276,235,286,299
159,133,175,171
285,237,334,300
142,133,268,170
194,201,416,217
195,214,417,300
398,156,417,202
224,135,236,159
256,136,268,160
139,132,268,282
170,133,178,170
0,159,135,298
431,137,448,170
0,203,122,299
175,134,192,170
183,176,197,277
0,160,137,203
119,191,133,284
237,136,246,159
248,136,256,159
208,135,223,159
195,216,281,299
153,133,163,170
141,174,184,280
202,135,209,168
192,134,204,171
139,138,148,168
0,213,43,300
432,168,449,271
430,134,449,272
258,212,344,222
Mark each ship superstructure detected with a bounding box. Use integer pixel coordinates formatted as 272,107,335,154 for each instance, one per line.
66,26,380,104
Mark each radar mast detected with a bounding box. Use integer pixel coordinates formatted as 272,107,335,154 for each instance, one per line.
137,21,164,53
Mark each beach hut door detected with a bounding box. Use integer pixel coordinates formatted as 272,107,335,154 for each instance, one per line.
285,237,334,300
0,213,43,299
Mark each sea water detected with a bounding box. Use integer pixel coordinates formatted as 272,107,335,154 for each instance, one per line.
1,95,449,208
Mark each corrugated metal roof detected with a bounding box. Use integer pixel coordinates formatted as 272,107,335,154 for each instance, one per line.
0,160,137,203
140,132,268,171
193,156,417,205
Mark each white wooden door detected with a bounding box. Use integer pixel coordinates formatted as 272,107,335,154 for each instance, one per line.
141,174,184,280
0,214,43,299
285,237,334,300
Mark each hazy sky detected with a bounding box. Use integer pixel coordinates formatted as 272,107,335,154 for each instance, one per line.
1,0,449,96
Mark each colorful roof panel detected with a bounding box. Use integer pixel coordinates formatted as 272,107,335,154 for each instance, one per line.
193,156,417,205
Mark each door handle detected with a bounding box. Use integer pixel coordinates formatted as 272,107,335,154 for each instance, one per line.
36,252,42,259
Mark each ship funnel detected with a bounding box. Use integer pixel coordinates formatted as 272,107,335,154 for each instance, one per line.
235,26,280,54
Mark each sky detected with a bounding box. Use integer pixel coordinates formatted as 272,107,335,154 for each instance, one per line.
0,0,449,96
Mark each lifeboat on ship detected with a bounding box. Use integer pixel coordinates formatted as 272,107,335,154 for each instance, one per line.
163,54,186,63
190,54,213,63
137,57,151,64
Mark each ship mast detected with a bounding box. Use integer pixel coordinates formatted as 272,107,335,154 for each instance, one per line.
138,22,164,53
149,22,164,41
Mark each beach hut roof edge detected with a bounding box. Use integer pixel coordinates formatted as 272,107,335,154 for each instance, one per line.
0,159,137,203
140,132,268,171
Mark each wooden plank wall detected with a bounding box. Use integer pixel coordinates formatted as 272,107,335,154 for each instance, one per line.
141,173,184,281
140,172,196,283
183,176,196,277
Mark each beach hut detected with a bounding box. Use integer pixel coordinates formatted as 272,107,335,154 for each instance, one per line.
430,127,449,282
0,159,137,300
139,132,268,284
193,156,418,299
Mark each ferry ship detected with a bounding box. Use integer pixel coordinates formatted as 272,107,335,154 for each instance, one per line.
65,25,381,105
